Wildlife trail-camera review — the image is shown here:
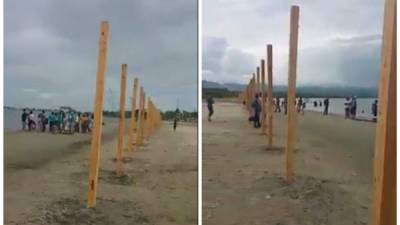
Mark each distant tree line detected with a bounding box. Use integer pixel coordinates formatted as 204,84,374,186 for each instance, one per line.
103,109,197,122
161,109,197,122
203,88,239,99
203,86,377,99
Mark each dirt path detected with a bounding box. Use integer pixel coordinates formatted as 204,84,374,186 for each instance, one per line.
5,122,197,225
203,101,375,225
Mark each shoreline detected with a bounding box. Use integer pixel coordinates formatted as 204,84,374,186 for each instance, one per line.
203,98,377,122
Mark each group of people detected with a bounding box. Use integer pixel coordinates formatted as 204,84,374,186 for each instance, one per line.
345,97,378,121
207,94,378,126
344,96,358,119
247,95,330,128
21,109,94,134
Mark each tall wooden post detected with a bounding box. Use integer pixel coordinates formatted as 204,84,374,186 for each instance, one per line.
116,64,127,176
256,67,260,94
128,78,138,152
285,6,300,183
142,93,147,140
261,59,267,134
267,45,274,147
246,81,251,110
371,0,396,224
136,87,144,146
87,21,109,208
252,73,256,99
150,100,155,134
144,97,151,138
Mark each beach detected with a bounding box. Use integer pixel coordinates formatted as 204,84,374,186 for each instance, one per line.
203,99,375,225
5,120,197,225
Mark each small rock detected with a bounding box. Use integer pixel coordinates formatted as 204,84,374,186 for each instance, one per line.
265,195,271,200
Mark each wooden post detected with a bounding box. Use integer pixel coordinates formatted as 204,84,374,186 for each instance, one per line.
128,78,138,152
141,92,146,142
136,87,144,146
252,73,256,99
267,45,274,147
371,0,396,224
261,59,267,134
87,21,109,208
115,64,127,176
247,81,251,110
285,6,300,183
256,67,260,94
144,97,151,138
150,100,155,134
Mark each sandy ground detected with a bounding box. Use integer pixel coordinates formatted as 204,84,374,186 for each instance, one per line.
203,100,375,225
5,120,197,225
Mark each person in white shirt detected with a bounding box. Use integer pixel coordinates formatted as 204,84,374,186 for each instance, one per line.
344,97,351,118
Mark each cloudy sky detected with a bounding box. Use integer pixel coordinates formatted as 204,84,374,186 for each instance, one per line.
5,0,197,111
203,0,384,87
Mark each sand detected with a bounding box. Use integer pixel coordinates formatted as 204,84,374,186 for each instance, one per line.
203,100,375,225
5,120,197,225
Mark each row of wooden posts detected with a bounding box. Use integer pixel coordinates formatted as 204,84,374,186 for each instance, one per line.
239,5,299,183
86,21,162,208
240,2,396,225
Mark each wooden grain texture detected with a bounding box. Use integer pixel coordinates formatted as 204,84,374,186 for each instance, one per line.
116,64,127,176
261,59,267,134
141,92,146,141
285,6,300,183
128,78,138,152
371,0,396,224
267,45,274,147
87,21,109,208
136,87,144,146
257,67,260,94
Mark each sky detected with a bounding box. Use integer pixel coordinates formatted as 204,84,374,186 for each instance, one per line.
5,0,198,111
202,0,385,87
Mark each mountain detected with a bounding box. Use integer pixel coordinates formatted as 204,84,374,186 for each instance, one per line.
202,80,378,98
202,80,225,89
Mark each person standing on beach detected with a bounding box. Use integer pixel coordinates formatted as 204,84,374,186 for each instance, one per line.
297,97,304,115
173,117,178,131
75,112,81,132
350,96,357,119
28,111,36,131
275,97,281,113
323,98,329,115
251,94,262,128
344,97,351,118
39,110,47,132
48,112,55,133
54,112,59,132
21,109,28,131
372,100,378,122
207,96,214,122
38,111,43,131
283,97,288,115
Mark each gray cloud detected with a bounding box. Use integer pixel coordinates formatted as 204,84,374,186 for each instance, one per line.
202,36,256,83
203,0,384,87
5,0,197,111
